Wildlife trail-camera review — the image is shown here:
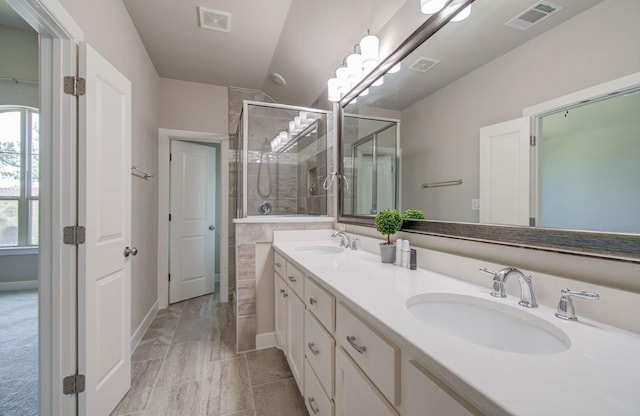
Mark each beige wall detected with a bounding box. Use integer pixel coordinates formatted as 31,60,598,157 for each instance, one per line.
401,0,640,222
158,78,229,134
0,25,38,108
59,0,160,334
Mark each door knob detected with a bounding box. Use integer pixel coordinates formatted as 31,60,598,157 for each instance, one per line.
209,225,215,230
124,246,138,257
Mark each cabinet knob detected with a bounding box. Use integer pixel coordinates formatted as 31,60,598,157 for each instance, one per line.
123,246,138,257
307,342,320,356
309,297,317,305
288,276,297,282
307,397,320,414
346,335,367,354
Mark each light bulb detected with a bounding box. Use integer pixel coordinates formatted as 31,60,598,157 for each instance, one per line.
327,78,340,102
362,59,378,75
388,62,401,74
450,4,471,22
360,88,369,97
420,0,445,14
372,76,384,87
359,34,379,62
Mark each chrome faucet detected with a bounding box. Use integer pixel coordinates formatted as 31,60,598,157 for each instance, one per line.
331,231,351,249
480,267,538,308
555,288,599,321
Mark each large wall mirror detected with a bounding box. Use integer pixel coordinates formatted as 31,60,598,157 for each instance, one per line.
338,0,640,261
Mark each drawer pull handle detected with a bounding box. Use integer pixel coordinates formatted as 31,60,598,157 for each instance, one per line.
307,342,320,355
346,335,367,354
275,262,282,267
309,297,317,305
288,276,297,282
279,289,285,294
307,397,320,414
283,291,288,298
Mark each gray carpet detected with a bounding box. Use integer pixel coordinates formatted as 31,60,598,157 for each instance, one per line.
0,289,38,416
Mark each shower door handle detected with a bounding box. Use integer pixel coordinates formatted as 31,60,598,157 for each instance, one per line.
209,225,215,230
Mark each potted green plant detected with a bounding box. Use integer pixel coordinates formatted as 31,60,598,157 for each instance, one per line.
402,209,426,220
375,209,403,263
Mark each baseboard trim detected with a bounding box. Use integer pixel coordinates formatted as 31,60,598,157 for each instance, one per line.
0,280,38,291
131,300,159,354
256,332,276,350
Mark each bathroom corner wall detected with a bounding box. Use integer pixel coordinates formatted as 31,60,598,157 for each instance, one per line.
227,87,275,300
235,220,334,352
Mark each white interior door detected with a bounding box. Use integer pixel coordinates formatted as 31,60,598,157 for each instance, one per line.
169,140,216,304
77,43,132,416
479,117,531,226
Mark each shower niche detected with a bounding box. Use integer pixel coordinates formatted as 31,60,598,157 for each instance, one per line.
237,101,331,217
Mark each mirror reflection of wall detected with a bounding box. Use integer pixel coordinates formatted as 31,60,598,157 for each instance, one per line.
342,115,398,215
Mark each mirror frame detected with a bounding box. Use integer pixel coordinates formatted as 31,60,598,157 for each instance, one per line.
337,0,640,263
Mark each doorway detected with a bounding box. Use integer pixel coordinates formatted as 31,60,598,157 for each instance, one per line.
158,129,229,309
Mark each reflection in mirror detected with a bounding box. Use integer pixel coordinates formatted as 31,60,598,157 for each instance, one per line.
342,115,399,215
341,0,640,235
537,88,640,233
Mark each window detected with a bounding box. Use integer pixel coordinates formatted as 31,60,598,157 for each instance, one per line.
0,107,39,247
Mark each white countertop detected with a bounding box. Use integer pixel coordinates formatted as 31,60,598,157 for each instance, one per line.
273,231,640,416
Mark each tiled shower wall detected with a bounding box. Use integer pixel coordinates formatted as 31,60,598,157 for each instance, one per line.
235,220,334,352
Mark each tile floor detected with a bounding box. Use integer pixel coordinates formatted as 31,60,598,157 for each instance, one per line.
111,292,308,416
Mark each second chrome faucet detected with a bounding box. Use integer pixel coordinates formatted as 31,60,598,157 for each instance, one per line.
480,267,538,308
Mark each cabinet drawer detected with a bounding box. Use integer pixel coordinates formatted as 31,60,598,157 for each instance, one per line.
305,311,334,397
335,347,398,416
336,303,400,406
305,277,335,332
286,262,305,298
305,360,334,416
274,251,286,278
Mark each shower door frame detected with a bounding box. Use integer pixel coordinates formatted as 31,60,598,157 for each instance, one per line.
240,100,332,218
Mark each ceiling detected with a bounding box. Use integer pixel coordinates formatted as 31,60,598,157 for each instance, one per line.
122,0,409,107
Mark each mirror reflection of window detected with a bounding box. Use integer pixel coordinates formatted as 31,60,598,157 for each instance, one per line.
538,88,640,233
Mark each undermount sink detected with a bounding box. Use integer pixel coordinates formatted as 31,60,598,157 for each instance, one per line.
296,245,345,255
407,293,570,355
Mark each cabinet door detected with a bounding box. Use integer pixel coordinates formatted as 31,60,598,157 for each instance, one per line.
403,359,480,416
275,274,287,350
287,291,305,394
335,347,398,416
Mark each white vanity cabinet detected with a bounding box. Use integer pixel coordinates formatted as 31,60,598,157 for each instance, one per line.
273,256,305,394
402,359,481,416
274,247,484,416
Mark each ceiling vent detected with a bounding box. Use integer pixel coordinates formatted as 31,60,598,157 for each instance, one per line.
408,57,440,73
198,7,231,33
505,2,562,31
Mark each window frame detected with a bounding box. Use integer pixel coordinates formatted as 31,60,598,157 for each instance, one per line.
0,105,39,248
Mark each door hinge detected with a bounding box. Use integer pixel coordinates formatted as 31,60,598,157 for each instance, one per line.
63,374,85,395
530,135,537,146
168,273,171,282
63,76,86,96
63,226,86,245
169,153,172,161
529,217,536,226
169,213,172,221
